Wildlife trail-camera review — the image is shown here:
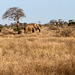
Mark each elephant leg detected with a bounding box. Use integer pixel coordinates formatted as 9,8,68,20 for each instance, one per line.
32,28,35,33
37,28,41,32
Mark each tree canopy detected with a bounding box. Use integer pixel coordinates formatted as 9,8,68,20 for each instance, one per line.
2,7,26,21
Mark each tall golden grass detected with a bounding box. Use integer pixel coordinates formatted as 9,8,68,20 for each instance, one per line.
0,26,75,75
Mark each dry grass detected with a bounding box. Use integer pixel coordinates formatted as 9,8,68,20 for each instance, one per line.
0,26,75,75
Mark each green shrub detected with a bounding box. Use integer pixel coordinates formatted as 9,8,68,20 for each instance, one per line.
0,25,3,28
13,28,17,31
68,22,75,26
13,28,20,31
18,30,22,34
39,24,41,27
0,28,2,32
17,28,20,31
13,28,22,34
0,25,3,32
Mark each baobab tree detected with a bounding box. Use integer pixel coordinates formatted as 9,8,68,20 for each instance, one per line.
2,7,26,28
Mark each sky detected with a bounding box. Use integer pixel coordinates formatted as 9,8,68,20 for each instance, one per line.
0,0,75,25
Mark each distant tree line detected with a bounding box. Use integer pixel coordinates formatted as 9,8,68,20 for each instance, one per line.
68,20,75,26
43,19,75,27
49,19,67,27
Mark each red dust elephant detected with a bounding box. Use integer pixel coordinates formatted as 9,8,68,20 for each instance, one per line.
24,23,41,33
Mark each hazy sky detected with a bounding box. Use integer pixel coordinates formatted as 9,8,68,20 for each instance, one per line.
0,0,75,25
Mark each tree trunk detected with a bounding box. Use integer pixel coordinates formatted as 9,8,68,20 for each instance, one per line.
17,20,19,28
56,22,59,27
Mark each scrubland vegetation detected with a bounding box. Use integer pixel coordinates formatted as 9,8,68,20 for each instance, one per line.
0,24,75,75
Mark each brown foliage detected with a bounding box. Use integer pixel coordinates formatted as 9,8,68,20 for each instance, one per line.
60,29,73,37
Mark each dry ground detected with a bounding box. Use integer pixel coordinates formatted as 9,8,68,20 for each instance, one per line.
0,26,75,75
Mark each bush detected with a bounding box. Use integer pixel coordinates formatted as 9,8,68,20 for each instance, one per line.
13,28,22,34
49,25,59,30
13,28,17,31
39,24,42,27
68,22,75,26
0,25,3,28
18,30,22,34
0,28,2,32
44,24,50,27
0,25,3,32
13,28,20,31
60,29,72,37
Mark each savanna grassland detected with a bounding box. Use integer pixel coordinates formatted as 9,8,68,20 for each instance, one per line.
0,25,75,75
